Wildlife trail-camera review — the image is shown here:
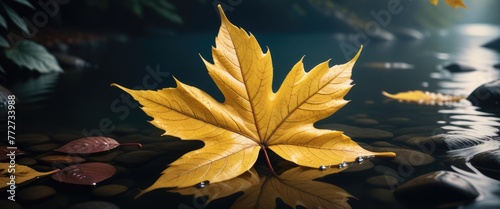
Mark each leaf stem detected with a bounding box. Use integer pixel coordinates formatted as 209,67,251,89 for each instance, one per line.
51,169,61,174
261,145,277,176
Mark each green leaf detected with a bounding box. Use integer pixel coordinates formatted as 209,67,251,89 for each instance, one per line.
13,0,35,9
157,0,176,10
0,36,10,48
143,0,183,24
3,5,29,34
0,14,7,29
151,7,183,24
5,41,63,73
129,0,143,17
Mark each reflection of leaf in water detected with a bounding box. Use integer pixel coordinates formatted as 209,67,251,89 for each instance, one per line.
173,168,261,204
173,166,352,209
11,72,59,107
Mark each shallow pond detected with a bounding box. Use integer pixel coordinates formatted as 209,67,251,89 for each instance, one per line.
1,23,500,209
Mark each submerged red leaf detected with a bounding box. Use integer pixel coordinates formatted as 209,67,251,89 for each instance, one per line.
51,162,116,185
54,137,120,154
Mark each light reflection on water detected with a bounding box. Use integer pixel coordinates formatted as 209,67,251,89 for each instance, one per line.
434,23,500,209
433,24,500,97
434,24,500,138
438,106,500,136
454,162,500,209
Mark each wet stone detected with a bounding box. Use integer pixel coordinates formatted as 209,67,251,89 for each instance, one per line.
366,175,400,188
114,165,131,176
16,133,50,146
367,188,395,204
92,184,128,197
353,118,379,126
52,132,83,143
467,79,500,112
115,150,159,165
386,117,411,126
111,178,136,188
317,124,393,140
365,144,434,166
470,149,500,180
16,157,37,166
394,171,479,208
483,37,500,51
405,134,484,153
393,134,428,142
352,113,369,118
443,63,476,73
27,143,59,153
114,125,139,135
32,194,70,209
344,160,374,172
370,141,399,149
18,185,56,201
68,201,120,209
0,199,23,209
86,150,124,162
394,125,441,136
391,148,434,166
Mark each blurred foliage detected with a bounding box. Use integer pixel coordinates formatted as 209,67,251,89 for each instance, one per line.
302,0,466,30
0,0,35,49
0,0,62,74
85,0,183,24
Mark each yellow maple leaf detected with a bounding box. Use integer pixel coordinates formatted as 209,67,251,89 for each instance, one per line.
112,5,395,196
429,0,467,8
382,90,465,105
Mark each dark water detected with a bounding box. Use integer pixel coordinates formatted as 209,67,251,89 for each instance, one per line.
2,23,500,209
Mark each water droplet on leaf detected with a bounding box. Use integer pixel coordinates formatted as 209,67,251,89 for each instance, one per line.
338,162,348,168
356,156,364,164
196,181,208,188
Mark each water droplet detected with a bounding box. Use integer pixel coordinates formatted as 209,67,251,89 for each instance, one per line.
197,181,208,188
319,165,327,171
356,156,364,164
338,162,348,168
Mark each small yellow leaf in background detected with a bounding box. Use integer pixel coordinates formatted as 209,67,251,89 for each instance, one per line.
113,4,395,196
0,163,60,189
429,0,467,8
382,90,465,105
